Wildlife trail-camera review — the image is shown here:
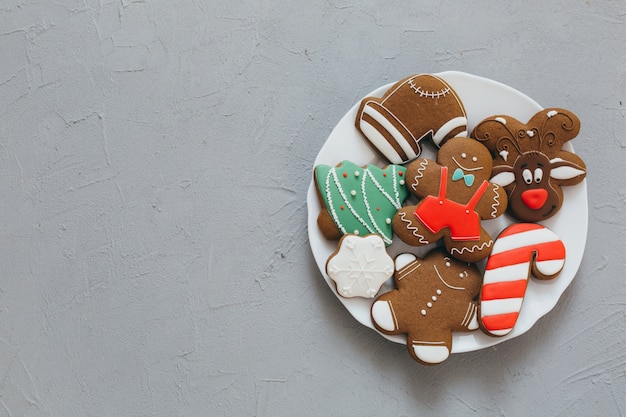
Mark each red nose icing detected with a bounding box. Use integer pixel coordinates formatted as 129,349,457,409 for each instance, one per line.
521,189,548,210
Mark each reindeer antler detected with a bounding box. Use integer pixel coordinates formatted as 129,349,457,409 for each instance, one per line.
528,108,580,154
472,116,525,163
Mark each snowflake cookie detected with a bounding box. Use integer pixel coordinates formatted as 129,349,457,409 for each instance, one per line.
326,234,394,298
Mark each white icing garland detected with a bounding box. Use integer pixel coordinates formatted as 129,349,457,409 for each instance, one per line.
398,210,429,244
450,240,493,255
490,184,501,218
411,159,429,192
324,165,404,245
330,168,377,238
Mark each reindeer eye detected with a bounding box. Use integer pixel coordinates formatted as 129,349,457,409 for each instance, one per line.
522,169,533,184
534,168,543,183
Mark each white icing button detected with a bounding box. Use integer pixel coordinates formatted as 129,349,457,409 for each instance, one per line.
350,190,357,196
421,309,427,316
461,153,467,158
432,296,437,301
385,218,391,224
354,171,360,177
459,273,464,278
465,209,470,214
436,289,442,295
399,180,405,185
353,230,359,235
439,200,443,205
427,302,433,308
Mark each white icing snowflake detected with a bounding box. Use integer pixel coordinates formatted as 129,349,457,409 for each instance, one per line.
326,235,394,298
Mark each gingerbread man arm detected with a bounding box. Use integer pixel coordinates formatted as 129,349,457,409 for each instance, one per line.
474,182,509,220
405,158,441,199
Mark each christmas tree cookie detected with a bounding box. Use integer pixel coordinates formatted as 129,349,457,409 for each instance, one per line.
314,160,409,246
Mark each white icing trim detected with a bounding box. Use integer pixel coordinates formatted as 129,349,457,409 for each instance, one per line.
480,298,524,317
433,265,465,290
449,240,493,255
362,104,418,162
451,155,484,172
410,159,429,192
324,169,347,235
493,228,560,253
495,117,506,124
412,344,449,364
549,165,586,180
329,168,378,239
371,300,397,332
488,328,513,337
484,262,531,284
397,210,429,244
535,259,566,276
490,184,501,218
395,253,417,271
396,261,421,280
359,119,403,164
490,171,516,187
461,302,477,328
432,116,467,146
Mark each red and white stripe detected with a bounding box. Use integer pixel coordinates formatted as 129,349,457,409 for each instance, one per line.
479,223,566,337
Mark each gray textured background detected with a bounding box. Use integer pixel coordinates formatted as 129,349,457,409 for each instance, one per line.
0,1,624,416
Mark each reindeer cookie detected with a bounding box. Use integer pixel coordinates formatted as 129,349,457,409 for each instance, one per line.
472,108,586,222
392,137,508,262
370,249,482,365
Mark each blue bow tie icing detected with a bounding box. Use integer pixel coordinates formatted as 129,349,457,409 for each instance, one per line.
452,168,474,186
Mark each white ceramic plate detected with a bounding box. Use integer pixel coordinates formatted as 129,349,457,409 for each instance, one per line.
307,71,588,353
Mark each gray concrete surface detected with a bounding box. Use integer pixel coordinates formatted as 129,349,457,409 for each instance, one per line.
0,1,624,416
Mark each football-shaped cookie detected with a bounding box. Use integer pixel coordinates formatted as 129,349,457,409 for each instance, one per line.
355,74,468,164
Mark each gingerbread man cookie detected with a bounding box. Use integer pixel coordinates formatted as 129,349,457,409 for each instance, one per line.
392,137,508,262
370,248,482,365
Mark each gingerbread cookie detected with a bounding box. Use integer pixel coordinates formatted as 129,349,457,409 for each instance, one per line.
479,223,566,337
314,160,409,246
370,248,482,365
355,74,468,164
472,108,586,222
392,137,508,262
326,234,394,298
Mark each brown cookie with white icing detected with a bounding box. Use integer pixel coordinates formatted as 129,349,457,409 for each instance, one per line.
370,248,482,365
355,74,468,164
471,108,586,222
392,137,508,263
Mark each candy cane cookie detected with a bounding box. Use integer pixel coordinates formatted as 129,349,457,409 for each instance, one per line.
479,223,566,337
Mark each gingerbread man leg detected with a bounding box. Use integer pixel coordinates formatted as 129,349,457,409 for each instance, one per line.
407,328,453,365
443,226,494,263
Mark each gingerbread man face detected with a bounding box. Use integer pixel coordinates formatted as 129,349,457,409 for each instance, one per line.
370,249,482,365
392,137,508,262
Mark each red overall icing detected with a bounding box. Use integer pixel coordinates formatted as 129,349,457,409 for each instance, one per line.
413,166,489,241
